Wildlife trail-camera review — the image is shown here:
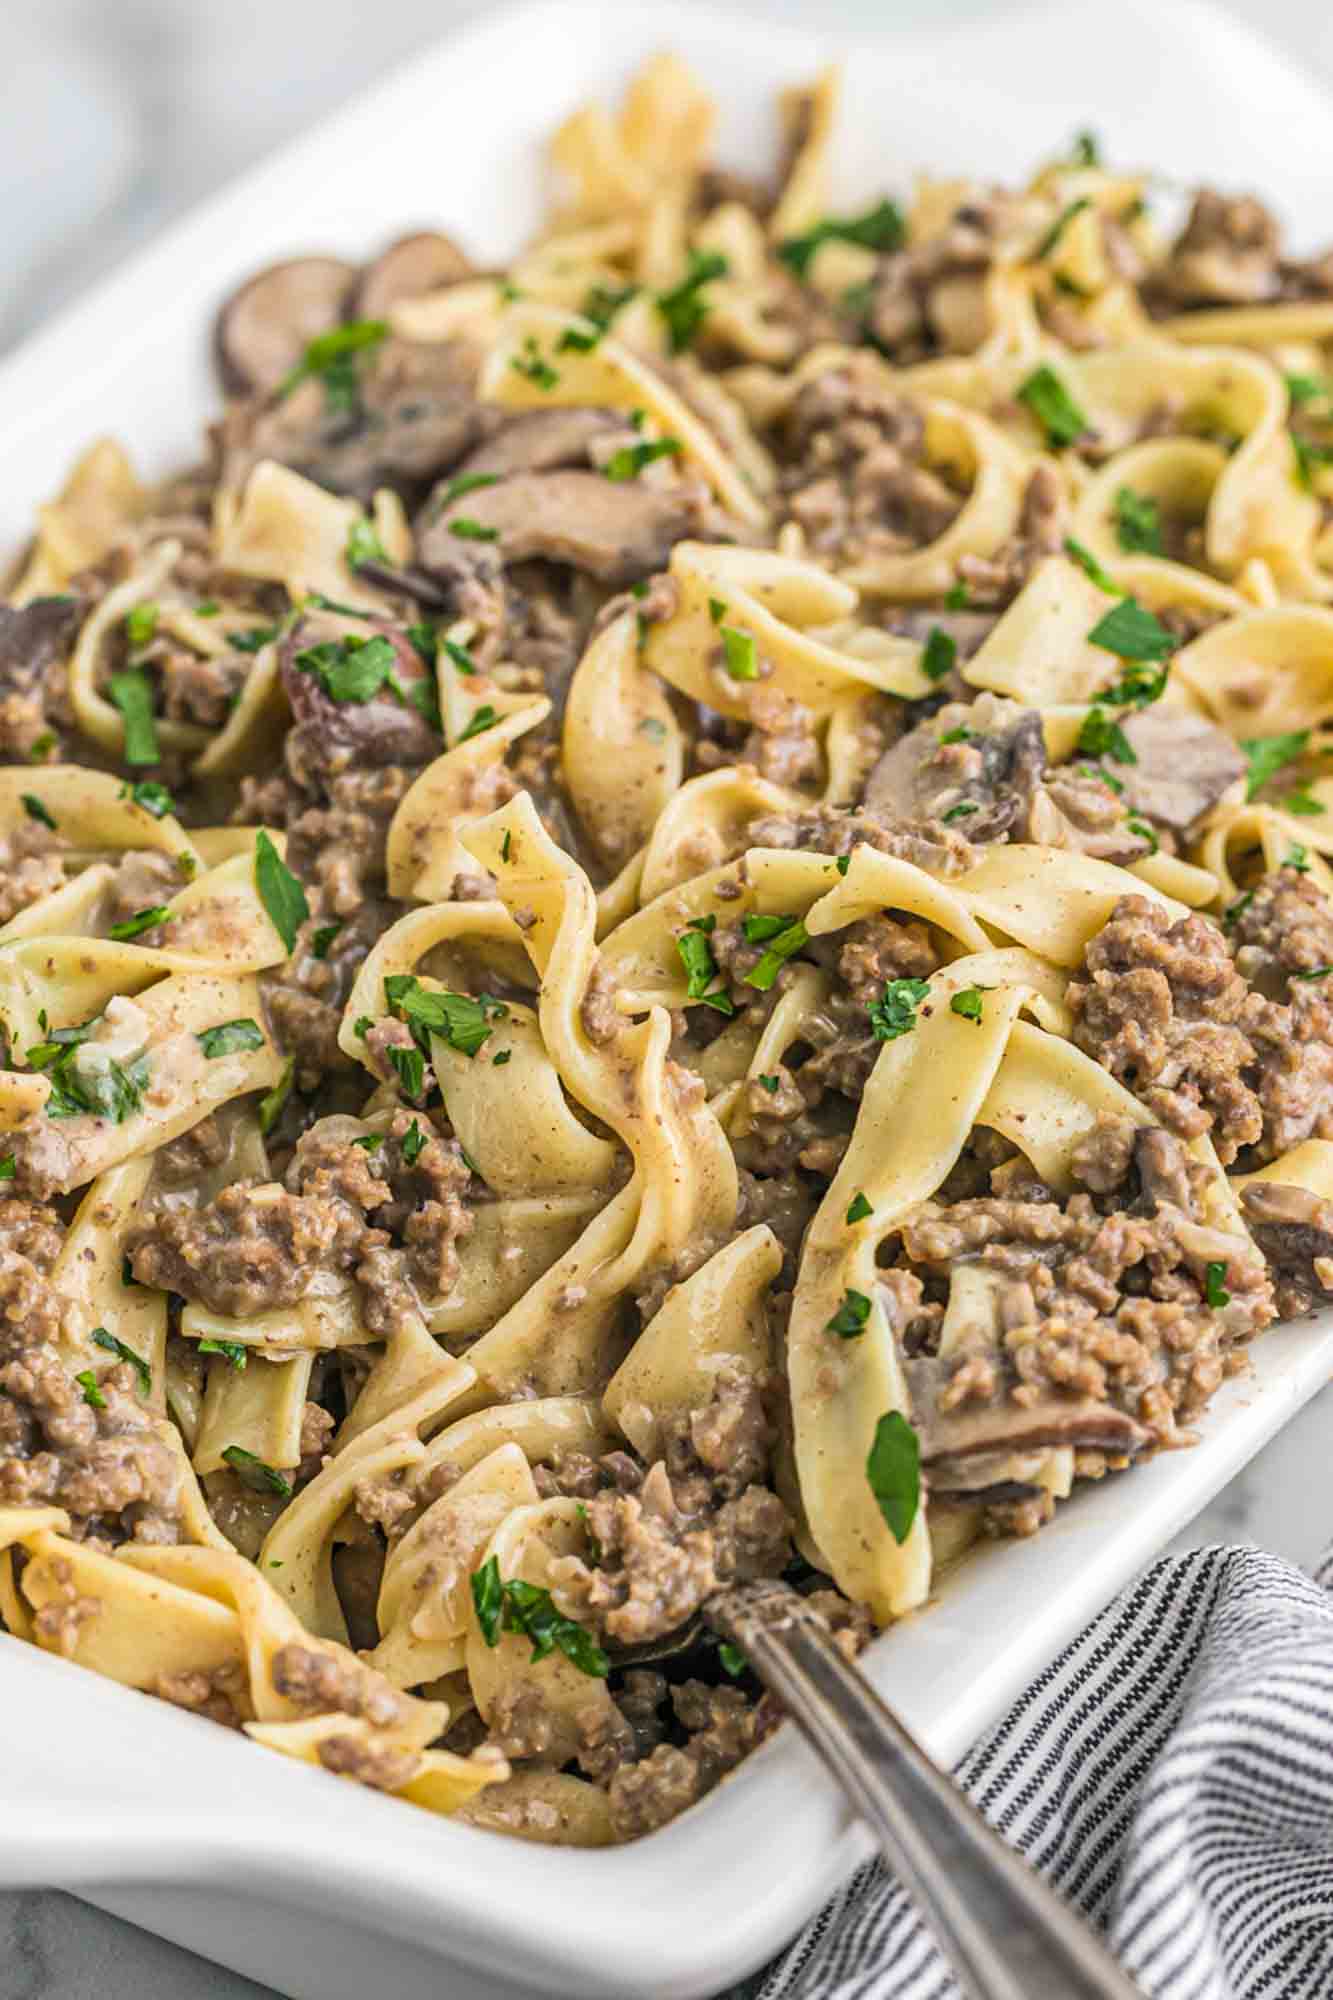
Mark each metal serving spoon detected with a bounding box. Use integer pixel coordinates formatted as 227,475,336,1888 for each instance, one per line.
702,1580,1143,2000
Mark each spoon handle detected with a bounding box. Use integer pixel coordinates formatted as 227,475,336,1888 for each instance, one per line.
709,1581,1142,2000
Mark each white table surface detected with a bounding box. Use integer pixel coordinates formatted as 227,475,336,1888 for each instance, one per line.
4,0,1333,1992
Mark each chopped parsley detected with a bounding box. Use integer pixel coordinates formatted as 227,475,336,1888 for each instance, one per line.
230,625,279,654
198,1338,248,1371
1292,433,1333,490
20,793,56,830
1072,130,1101,167
1283,782,1325,817
1288,374,1333,408
1099,659,1170,708
743,918,808,992
443,637,478,677
580,282,639,330
708,597,728,626
1017,364,1087,448
90,1326,151,1394
311,922,342,959
1063,536,1118,593
719,626,758,682
27,733,56,763
389,1042,425,1098
942,801,978,823
345,516,388,570
28,1018,149,1125
449,517,500,542
777,198,906,278
108,905,170,942
718,1642,747,1679
456,704,499,745
1284,843,1311,874
1032,196,1091,261
0,1157,13,1182
950,986,988,1024
756,1073,781,1094
1087,597,1176,663
470,1555,608,1676
221,1446,293,1497
1113,486,1164,555
75,1370,107,1411
120,779,175,819
1223,890,1255,929
385,973,507,1060
108,668,160,766
353,1015,373,1039
258,1055,294,1136
434,471,501,510
604,437,682,482
921,627,956,683
1293,965,1333,982
866,1410,920,1544
846,1191,873,1224
1126,815,1159,853
835,854,851,876
125,601,159,650
944,581,970,609
295,632,401,704
1204,1261,1231,1309
493,1050,511,1066
1243,730,1308,801
254,831,309,954
656,250,729,353
278,319,388,413
827,1289,871,1338
1077,705,1137,766
676,923,733,1015
639,716,667,742
196,1019,265,1059
868,976,931,1041
401,1119,427,1165
742,913,788,944
511,335,559,389
194,600,220,617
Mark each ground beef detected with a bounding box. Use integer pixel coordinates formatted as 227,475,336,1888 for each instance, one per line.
265,900,392,1092
747,800,978,877
153,1661,248,1728
1230,871,1333,989
1241,1182,1333,1317
317,1733,422,1791
0,821,66,926
104,849,187,928
0,596,83,763
1070,888,1333,1166
956,465,1065,607
1146,189,1282,310
30,1559,101,1657
270,1640,406,1727
126,1182,361,1315
606,1679,772,1840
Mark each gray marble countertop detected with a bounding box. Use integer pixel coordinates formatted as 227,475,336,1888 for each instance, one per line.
5,0,1333,1992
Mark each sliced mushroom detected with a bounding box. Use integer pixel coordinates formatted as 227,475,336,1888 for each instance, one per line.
905,1357,1151,1463
0,594,84,692
450,408,623,482
417,471,706,586
1134,1127,1195,1213
1241,1181,1333,1293
862,691,1045,841
279,616,439,781
214,256,357,397
1117,708,1245,833
352,231,477,320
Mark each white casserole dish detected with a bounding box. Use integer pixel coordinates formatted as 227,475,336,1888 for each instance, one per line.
3,1,1333,1993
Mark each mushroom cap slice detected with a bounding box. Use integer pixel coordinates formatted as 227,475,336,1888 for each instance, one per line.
417,470,704,586
215,256,357,397
352,232,476,319
450,408,622,481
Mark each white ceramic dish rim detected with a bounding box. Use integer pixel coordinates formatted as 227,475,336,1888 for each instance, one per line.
3,2,1333,1994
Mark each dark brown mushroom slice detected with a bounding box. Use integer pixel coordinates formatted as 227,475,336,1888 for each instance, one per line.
1116,708,1245,833
0,594,84,692
214,256,357,398
351,231,477,320
417,470,705,586
1241,1181,1333,1288
862,691,1045,841
449,407,623,481
904,1356,1152,1463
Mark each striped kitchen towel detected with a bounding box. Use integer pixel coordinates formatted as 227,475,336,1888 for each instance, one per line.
734,1544,1333,2000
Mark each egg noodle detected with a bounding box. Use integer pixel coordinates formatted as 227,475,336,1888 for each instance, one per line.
3,55,1333,1845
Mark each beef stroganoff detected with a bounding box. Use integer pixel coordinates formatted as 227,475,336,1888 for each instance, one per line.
3,54,1333,1844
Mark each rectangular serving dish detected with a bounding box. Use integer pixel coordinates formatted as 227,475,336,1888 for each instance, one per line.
3,2,1333,1995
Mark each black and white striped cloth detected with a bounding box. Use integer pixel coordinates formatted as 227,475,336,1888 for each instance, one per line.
732,1545,1333,1999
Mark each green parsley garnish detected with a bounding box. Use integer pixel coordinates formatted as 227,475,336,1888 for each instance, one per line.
676,923,734,1015
921,627,956,682
20,794,56,830
388,1043,424,1099
1292,965,1333,982
639,716,667,741
1087,597,1175,663
456,704,499,744
221,1446,293,1497
1071,130,1101,167
511,335,559,390
868,976,931,1041
120,779,175,818
434,471,501,510
580,282,639,330
108,668,160,766
1282,782,1325,817
1032,196,1091,262
1204,1261,1230,1309
196,1019,265,1059
656,250,729,352
254,831,309,954
942,802,978,823
198,1338,248,1371
1017,364,1088,448
401,1119,426,1165
866,1410,920,1544
1222,890,1255,928
470,1555,608,1675
604,437,682,482
1077,706,1137,765
777,198,906,278
278,319,388,413
258,1055,294,1137
28,1017,149,1125
450,517,500,542
1284,844,1311,873
75,1370,107,1411
108,905,170,942
742,913,788,944
0,1157,14,1182
944,581,970,609
827,1289,871,1338
384,973,508,1059
1113,486,1164,555
1243,730,1308,801
940,726,975,744
345,516,388,570
1126,815,1159,853
1063,536,1118,593
718,1642,747,1678
311,922,342,959
90,1327,151,1394
230,625,279,654
756,1073,781,1094
846,1191,873,1224
1099,659,1170,708
443,637,477,677
125,601,159,650
1292,433,1333,490
743,918,808,991
719,626,758,682
295,632,400,704
951,986,988,1024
